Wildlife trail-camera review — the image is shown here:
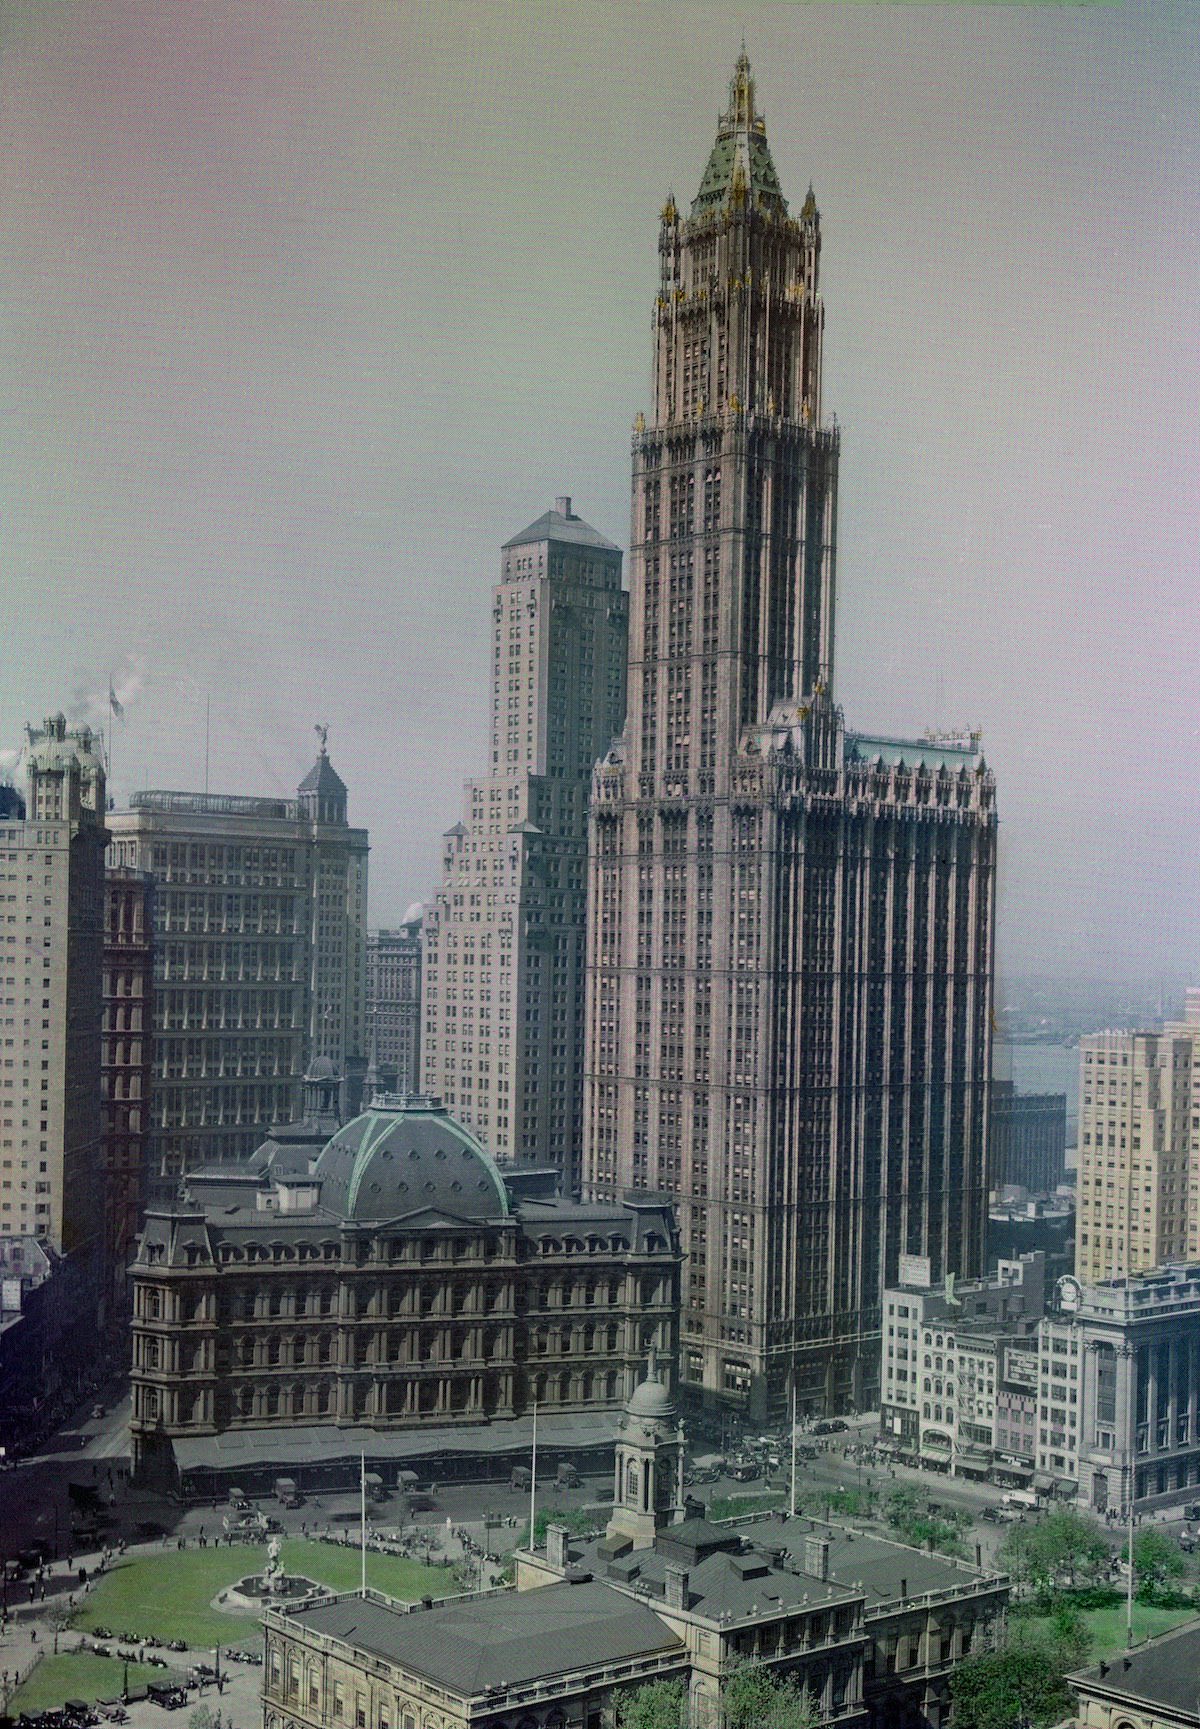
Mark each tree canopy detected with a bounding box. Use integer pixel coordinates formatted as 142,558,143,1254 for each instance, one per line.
1000,1506,1110,1595
617,1663,819,1729
616,1680,688,1729
950,1620,1086,1729
722,1663,819,1729
1127,1528,1188,1599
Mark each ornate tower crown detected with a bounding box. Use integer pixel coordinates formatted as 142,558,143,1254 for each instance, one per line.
691,48,787,219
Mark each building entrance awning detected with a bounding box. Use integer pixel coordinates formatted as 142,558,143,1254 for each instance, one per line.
994,1458,1034,1479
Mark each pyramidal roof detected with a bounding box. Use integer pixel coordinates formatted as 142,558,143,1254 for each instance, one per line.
691,51,788,220
298,748,347,798
503,498,619,553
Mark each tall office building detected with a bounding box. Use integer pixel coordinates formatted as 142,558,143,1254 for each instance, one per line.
1075,1028,1193,1285
365,912,423,1095
583,56,997,1419
107,736,368,1173
101,866,155,1306
0,716,107,1258
422,499,628,1184
989,1081,1067,1195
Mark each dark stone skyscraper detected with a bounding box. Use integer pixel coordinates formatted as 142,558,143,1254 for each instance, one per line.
583,56,997,1420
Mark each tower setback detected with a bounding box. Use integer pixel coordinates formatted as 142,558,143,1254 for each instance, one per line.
422,499,627,1185
582,56,997,1419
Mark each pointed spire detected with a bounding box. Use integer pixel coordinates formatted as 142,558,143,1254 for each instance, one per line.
691,50,788,220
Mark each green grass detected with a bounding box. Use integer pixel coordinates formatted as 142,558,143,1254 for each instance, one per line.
11,1653,182,1713
708,1491,787,1521
1023,1600,1195,1660
71,1539,449,1648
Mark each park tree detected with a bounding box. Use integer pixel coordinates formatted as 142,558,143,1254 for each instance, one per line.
1127,1529,1187,1600
950,1622,1080,1729
617,1680,688,1729
46,1603,73,1655
1000,1506,1109,1596
1047,1600,1091,1669
721,1662,819,1729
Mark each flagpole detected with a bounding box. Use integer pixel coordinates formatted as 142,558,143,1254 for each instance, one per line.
790,1380,797,1518
205,694,211,796
360,1452,367,1595
529,1400,538,1548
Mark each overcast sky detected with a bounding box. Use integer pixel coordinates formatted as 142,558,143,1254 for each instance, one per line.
2,1,1197,984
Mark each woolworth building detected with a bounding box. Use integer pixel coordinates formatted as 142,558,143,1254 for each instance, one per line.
582,55,997,1421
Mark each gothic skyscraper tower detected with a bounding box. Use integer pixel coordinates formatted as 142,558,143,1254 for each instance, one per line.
583,57,997,1420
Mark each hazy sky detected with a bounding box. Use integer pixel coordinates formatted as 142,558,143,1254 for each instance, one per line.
2,1,1197,982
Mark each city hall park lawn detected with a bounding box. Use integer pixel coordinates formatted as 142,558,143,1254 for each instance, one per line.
11,1654,185,1714
72,1540,449,1649
1022,1598,1195,1662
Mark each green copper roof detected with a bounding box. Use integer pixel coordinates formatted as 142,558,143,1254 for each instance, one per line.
313,1098,511,1221
691,52,788,219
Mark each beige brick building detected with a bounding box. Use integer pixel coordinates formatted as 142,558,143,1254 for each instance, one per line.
422,499,627,1186
1075,1027,1194,1285
0,715,107,1259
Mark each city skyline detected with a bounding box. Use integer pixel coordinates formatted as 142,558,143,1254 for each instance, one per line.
3,2,1198,983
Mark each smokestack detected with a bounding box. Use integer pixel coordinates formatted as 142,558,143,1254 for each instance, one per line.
664,1564,689,1610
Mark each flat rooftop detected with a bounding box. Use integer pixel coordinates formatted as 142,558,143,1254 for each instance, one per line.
282,1579,684,1695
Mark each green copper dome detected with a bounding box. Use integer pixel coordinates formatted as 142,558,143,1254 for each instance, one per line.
312,1098,511,1222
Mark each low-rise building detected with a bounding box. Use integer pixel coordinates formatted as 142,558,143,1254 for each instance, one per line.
993,1339,1038,1471
263,1364,1008,1729
1036,1262,1200,1512
1071,1619,1200,1729
879,1254,1047,1475
0,1235,97,1458
129,1094,680,1492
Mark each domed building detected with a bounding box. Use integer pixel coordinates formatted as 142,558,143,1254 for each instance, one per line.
130,1094,680,1494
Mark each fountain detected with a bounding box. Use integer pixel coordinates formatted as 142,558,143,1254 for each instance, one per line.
216,1533,328,1614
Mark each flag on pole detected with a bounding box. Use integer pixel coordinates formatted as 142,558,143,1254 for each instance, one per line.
109,680,125,720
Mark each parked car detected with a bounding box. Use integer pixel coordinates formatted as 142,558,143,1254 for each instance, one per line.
729,1460,760,1482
